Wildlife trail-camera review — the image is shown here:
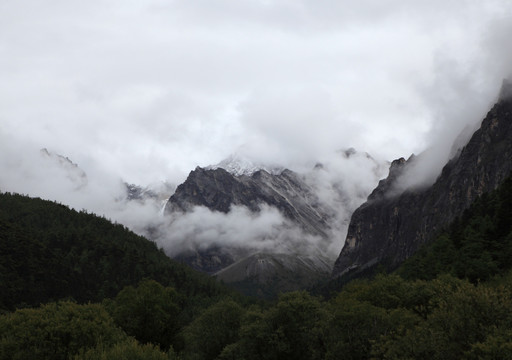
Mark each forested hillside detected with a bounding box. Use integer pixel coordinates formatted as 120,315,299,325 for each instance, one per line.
1,180,512,359
0,192,226,311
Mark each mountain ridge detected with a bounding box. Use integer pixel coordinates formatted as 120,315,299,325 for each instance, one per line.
166,166,332,239
332,81,512,278
161,151,387,296
164,166,332,276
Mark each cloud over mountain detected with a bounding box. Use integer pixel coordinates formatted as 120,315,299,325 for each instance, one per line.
1,0,511,188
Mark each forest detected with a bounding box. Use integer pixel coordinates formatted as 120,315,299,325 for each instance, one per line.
1,175,512,359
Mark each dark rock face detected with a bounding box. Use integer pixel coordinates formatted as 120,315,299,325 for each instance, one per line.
214,253,332,299
332,86,512,277
164,166,333,275
166,167,330,238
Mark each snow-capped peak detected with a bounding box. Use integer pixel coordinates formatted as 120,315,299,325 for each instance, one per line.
206,154,284,176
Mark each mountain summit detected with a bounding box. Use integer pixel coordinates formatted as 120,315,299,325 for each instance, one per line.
205,154,284,176
164,166,332,274
332,81,512,278
166,166,330,237
161,151,387,296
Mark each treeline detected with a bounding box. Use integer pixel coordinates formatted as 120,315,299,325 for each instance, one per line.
3,275,512,359
1,174,512,359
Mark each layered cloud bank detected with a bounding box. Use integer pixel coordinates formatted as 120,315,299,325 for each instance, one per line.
0,141,386,260
2,1,512,186
2,1,512,266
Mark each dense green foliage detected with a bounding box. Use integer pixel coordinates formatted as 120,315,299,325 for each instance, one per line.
194,275,512,359
4,275,512,359
73,339,179,360
0,300,180,360
1,173,512,359
399,176,512,282
0,301,126,360
182,299,244,360
220,291,327,360
375,279,512,359
0,192,226,311
108,280,181,350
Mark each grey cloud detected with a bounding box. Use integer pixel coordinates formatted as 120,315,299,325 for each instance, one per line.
149,151,388,259
0,134,172,237
0,126,385,261
392,11,512,191
1,0,512,215
153,204,327,257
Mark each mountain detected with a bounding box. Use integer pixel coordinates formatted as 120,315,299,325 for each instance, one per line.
125,183,159,201
162,151,387,296
124,182,175,218
397,174,512,282
164,166,332,275
166,167,331,237
332,80,512,278
205,153,284,176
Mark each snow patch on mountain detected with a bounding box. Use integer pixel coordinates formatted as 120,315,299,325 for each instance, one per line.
206,154,284,176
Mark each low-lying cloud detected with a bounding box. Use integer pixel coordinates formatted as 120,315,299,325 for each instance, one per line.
0,133,388,264
152,205,326,257
0,136,172,233
148,150,388,261
393,68,511,192
2,0,512,270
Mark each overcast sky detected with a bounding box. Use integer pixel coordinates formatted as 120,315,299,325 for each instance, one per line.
1,0,512,187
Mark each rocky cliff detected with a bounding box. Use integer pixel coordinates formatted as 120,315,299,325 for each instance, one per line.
161,150,388,297
166,166,331,238
332,81,512,278
163,166,333,275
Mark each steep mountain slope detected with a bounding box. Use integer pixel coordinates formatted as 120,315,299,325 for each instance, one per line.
214,253,331,298
166,167,330,238
164,166,331,277
162,152,387,295
333,81,512,278
397,175,512,282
